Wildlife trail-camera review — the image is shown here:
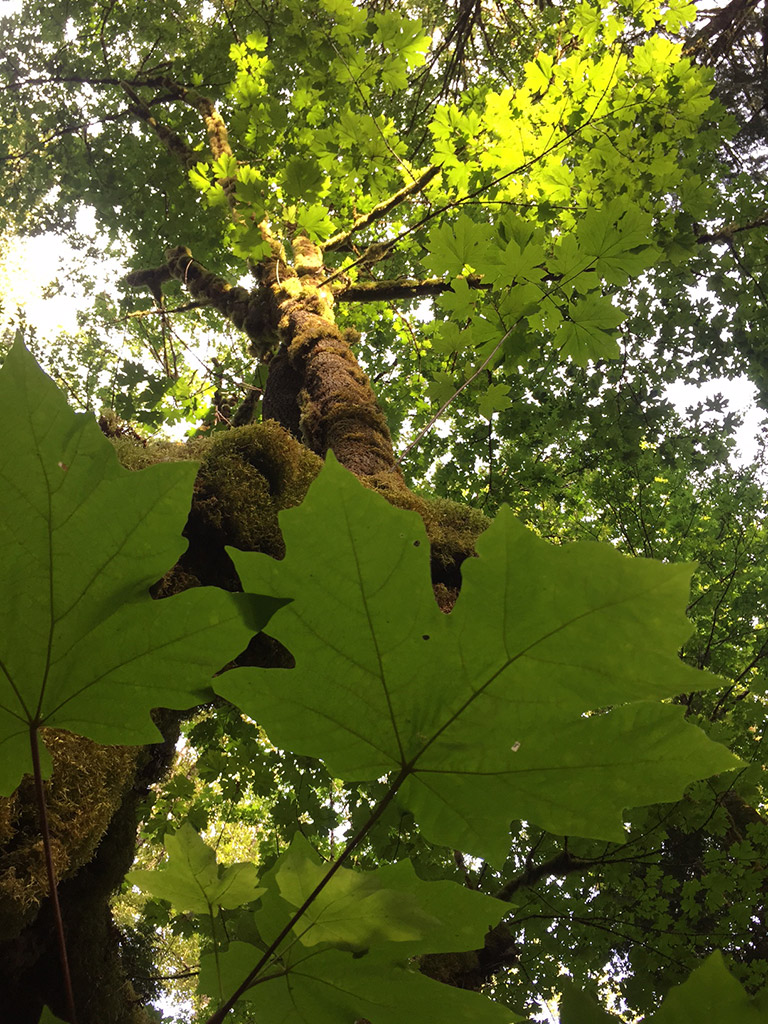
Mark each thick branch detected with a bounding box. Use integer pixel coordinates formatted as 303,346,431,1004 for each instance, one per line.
265,237,403,478
163,247,274,356
126,299,212,318
696,215,768,244
336,274,489,302
120,82,197,169
688,0,761,62
166,83,233,160
336,213,768,303
121,77,233,172
324,164,441,252
496,849,594,902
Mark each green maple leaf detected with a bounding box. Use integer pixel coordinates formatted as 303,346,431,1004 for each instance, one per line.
0,341,274,795
230,222,271,261
478,382,512,419
576,200,658,287
201,941,518,1024
475,237,546,289
436,277,477,319
274,833,446,948
283,156,325,200
296,202,335,241
199,832,516,1022
652,952,768,1023
557,292,625,365
424,214,494,276
216,457,740,864
560,952,768,1022
127,822,264,915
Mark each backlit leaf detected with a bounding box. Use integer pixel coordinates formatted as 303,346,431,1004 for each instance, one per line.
217,457,739,864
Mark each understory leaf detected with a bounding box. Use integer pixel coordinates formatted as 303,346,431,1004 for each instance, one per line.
273,833,505,951
198,832,516,1023
652,952,768,1023
37,1009,70,1024
200,941,519,1024
127,822,264,916
560,952,768,1022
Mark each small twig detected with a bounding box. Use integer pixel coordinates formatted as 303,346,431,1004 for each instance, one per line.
30,726,79,1024
125,299,213,319
396,322,516,465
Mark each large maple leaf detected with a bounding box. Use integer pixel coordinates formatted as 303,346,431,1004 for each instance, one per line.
217,456,739,863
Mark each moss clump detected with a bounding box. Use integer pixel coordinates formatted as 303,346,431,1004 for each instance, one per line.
0,731,137,939
109,435,209,471
112,422,321,560
190,421,322,560
110,422,485,606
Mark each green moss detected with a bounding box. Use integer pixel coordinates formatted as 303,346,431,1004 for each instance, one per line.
109,424,486,605
0,732,137,939
362,475,490,609
192,421,322,558
109,435,209,471
364,476,488,567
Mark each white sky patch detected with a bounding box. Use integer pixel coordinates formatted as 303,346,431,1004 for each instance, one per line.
1,208,123,340
0,235,80,336
153,992,195,1022
666,375,765,468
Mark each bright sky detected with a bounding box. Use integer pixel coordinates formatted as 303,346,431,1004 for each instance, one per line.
1,236,80,334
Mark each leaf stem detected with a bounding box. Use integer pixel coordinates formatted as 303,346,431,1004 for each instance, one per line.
30,725,79,1024
202,766,411,1024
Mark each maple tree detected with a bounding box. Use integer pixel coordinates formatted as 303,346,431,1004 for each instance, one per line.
1,0,767,1022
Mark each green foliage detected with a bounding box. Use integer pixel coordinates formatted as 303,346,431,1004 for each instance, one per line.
194,833,516,1023
198,943,516,1024
2,0,768,1020
126,823,264,917
0,344,751,1024
217,456,738,862
561,952,768,1023
38,1009,69,1024
0,339,268,794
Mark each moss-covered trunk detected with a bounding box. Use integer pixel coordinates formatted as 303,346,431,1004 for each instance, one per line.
165,237,403,478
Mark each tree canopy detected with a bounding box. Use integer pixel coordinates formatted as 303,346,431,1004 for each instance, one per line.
1,0,767,1022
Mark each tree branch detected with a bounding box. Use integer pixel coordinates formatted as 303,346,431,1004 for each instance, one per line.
125,299,213,318
687,0,761,63
696,215,768,244
163,81,233,160
120,81,198,169
334,214,768,303
324,164,441,252
496,848,595,902
335,274,489,302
